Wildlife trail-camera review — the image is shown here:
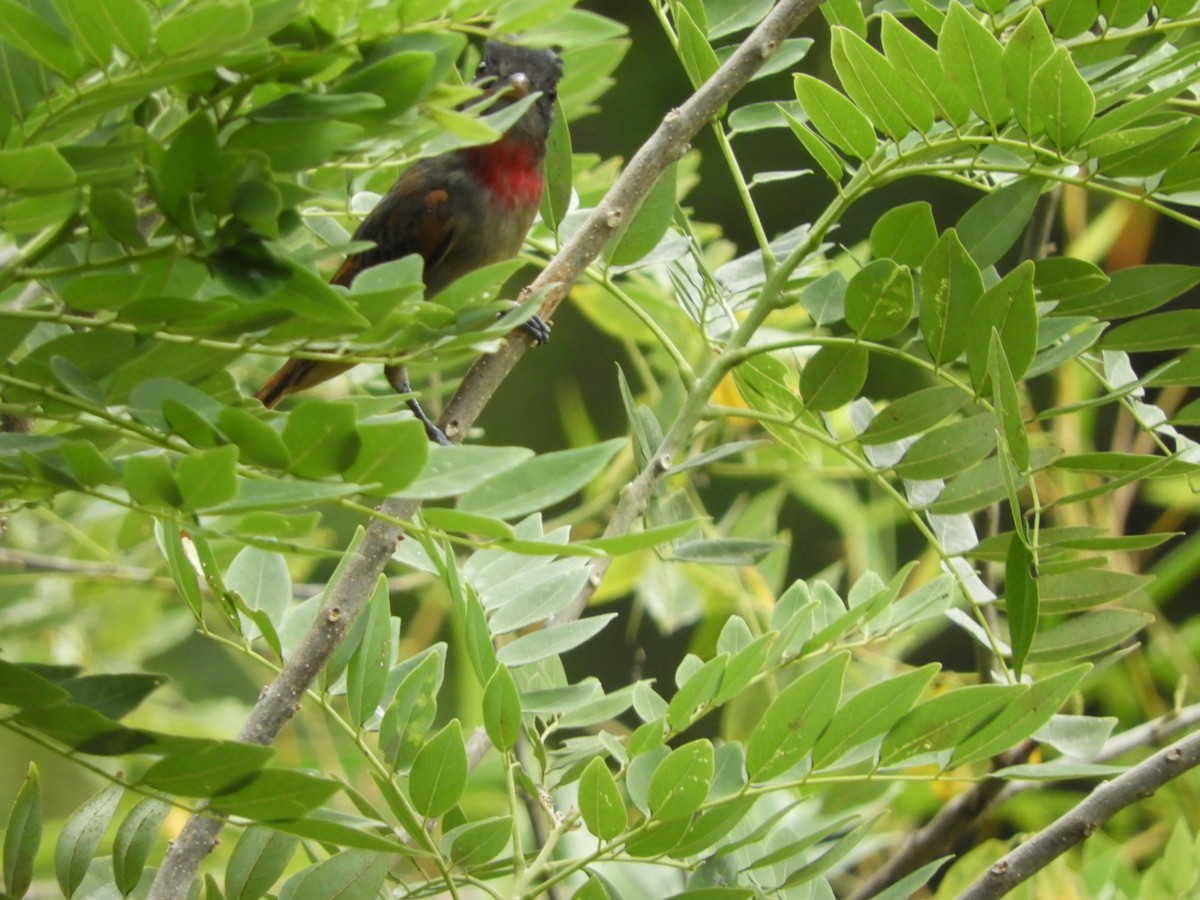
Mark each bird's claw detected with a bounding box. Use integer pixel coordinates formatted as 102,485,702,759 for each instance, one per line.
521,314,551,346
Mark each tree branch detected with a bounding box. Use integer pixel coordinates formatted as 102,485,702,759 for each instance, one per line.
148,3,821,897
845,742,1036,900
850,704,1200,899
959,729,1200,900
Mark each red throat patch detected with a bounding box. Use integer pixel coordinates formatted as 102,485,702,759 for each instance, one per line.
466,138,544,211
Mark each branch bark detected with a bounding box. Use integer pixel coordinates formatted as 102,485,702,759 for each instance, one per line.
148,3,821,897
850,705,1200,899
959,729,1200,900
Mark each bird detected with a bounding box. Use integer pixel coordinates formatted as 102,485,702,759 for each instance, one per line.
255,40,563,445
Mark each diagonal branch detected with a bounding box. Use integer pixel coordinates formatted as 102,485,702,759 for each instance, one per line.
850,704,1200,899
148,3,822,897
959,729,1200,900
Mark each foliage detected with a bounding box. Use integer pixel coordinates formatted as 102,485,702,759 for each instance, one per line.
1,0,1199,897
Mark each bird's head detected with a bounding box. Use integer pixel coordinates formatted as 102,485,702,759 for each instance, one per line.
471,40,563,144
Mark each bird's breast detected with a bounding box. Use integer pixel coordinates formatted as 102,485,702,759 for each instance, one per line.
465,138,545,211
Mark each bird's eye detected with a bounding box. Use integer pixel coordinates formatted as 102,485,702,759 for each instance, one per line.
475,60,490,77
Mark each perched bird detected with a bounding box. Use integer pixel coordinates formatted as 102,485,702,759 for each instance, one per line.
255,40,563,444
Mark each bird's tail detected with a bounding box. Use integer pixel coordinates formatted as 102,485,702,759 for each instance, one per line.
255,359,352,408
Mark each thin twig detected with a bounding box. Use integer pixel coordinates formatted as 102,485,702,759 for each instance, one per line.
959,729,1200,900
147,3,821,897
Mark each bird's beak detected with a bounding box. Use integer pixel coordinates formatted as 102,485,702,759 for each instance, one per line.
497,72,531,100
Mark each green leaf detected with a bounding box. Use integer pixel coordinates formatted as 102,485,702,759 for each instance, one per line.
157,0,252,57
1005,534,1039,677
676,4,721,89
860,386,969,445
277,850,389,900
881,14,970,128
919,229,984,365
458,438,625,519
1101,311,1200,352
938,2,1009,127
482,666,521,752
812,663,940,768
667,654,728,731
967,260,1038,389
141,741,273,796
540,97,573,233
3,763,40,899
225,827,298,900
1092,117,1200,179
55,783,121,898
1028,609,1152,663
832,28,932,139
269,816,408,855
346,576,392,728
60,672,164,721
649,739,714,821
380,650,441,771
0,0,84,76
424,508,515,540
401,445,533,499
210,770,340,821
282,400,360,479
747,653,848,780
218,408,291,470
607,162,677,267
53,0,151,63
112,797,170,896
870,201,938,268
1031,47,1095,149
1099,0,1152,26
495,614,617,666
579,519,706,555
780,107,844,182
177,445,239,511
892,414,996,481
1044,0,1099,38
872,858,954,900
1052,452,1198,479
780,816,874,886
57,439,117,487
579,758,626,839
990,330,1030,473
820,0,867,37
1039,568,1152,613
800,344,869,411
1002,10,1056,135
794,74,877,160
928,449,1053,515
845,260,914,340
0,662,69,709
0,145,77,193
670,795,756,858
1055,265,1200,319
409,720,467,818
343,419,428,494
1035,257,1108,301
952,664,1089,766
956,179,1043,270
879,684,1025,766
443,817,512,868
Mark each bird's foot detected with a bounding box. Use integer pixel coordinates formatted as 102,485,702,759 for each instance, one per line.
520,314,551,345
385,364,453,446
